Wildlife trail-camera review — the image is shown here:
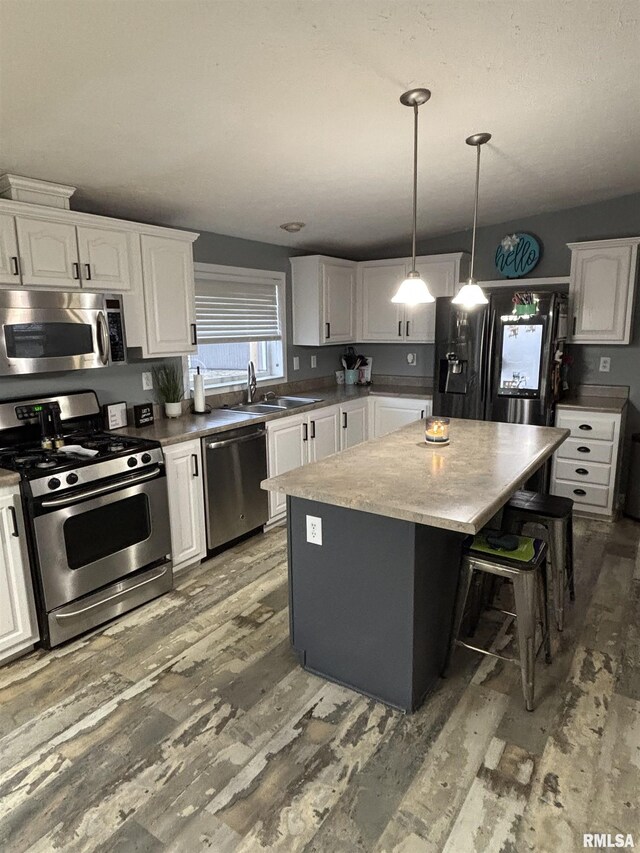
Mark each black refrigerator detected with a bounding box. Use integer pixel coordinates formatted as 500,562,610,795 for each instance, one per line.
433,290,568,486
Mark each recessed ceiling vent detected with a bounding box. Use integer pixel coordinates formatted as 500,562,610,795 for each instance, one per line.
0,174,76,209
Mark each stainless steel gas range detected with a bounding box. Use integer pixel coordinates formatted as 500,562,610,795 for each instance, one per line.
0,391,172,647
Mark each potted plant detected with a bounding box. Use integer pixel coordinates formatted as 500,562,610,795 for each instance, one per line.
153,363,184,418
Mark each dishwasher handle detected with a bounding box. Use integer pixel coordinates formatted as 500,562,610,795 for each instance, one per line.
206,430,265,451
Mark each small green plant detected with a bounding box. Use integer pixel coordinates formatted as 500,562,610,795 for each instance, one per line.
153,363,184,404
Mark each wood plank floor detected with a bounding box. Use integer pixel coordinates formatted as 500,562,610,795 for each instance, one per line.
1,515,638,852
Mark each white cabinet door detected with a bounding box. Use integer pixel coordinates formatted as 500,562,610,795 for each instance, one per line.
76,225,132,291
140,235,197,355
164,440,206,572
0,492,38,662
340,400,368,450
15,217,80,288
372,396,429,437
308,406,340,462
0,214,21,285
267,415,308,520
360,262,406,341
569,241,638,344
408,258,457,342
323,262,355,343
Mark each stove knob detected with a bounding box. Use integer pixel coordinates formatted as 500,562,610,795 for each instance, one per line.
141,452,152,464
66,472,79,485
127,457,138,468
48,478,61,490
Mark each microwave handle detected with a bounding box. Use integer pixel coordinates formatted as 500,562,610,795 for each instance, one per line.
96,311,109,365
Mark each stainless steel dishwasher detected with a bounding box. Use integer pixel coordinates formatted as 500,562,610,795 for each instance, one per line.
202,424,268,550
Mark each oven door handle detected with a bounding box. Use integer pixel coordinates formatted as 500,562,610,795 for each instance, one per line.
40,466,163,508
54,565,169,620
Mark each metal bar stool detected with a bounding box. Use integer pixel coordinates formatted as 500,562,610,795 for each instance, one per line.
446,531,552,711
503,490,576,631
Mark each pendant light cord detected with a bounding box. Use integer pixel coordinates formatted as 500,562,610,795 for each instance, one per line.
470,143,481,281
410,103,419,274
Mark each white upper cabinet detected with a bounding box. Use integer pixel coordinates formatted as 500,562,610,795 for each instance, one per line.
291,255,356,346
15,216,80,288
359,261,405,341
76,225,132,291
357,253,469,344
0,214,20,285
140,234,197,355
568,238,639,344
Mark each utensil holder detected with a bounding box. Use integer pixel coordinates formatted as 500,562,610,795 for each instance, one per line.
345,369,358,385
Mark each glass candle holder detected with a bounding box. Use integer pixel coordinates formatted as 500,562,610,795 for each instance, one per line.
425,416,450,445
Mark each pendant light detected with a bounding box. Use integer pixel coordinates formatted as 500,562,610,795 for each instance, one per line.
452,132,491,307
391,88,435,305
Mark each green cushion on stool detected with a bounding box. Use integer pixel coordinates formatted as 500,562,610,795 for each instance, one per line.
468,530,541,564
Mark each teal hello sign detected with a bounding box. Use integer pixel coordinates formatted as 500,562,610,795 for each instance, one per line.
495,233,540,278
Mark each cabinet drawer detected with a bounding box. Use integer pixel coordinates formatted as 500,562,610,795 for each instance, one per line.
556,437,613,464
556,410,616,441
555,459,611,487
552,479,610,508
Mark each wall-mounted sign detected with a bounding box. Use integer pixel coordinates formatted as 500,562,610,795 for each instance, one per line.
495,232,541,278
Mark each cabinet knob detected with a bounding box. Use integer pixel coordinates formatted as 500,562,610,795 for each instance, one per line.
72,262,80,280
8,506,19,537
575,468,589,475
10,256,20,276
577,446,590,453
578,424,592,431
192,453,199,477
325,322,331,339
573,488,587,496
84,263,92,280
191,324,198,346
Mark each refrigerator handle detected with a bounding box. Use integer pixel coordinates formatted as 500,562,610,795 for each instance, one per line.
482,306,497,417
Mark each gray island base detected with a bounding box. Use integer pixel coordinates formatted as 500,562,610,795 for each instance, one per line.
264,418,569,713
287,496,465,711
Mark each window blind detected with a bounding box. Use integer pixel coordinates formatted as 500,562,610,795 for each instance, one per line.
195,276,282,344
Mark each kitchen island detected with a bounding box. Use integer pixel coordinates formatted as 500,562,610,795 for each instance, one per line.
262,417,568,712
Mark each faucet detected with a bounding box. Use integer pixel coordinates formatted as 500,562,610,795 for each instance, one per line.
247,360,257,403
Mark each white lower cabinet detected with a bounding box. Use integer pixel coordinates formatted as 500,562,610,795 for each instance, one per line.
550,406,623,518
307,406,340,463
163,439,206,572
267,414,308,521
340,399,369,450
371,395,432,438
0,489,38,664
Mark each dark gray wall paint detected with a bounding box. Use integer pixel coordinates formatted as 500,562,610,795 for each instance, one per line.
0,356,177,407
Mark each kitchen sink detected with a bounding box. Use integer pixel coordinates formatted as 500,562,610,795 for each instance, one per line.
224,396,323,415
225,402,287,414
269,396,323,409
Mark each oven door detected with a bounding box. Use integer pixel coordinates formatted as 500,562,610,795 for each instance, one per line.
0,289,110,375
32,469,171,611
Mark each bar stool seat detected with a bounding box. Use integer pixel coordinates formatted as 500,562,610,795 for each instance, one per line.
446,531,552,711
503,489,575,631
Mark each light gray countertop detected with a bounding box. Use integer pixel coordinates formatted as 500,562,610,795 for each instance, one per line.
114,385,433,447
557,396,628,415
261,418,569,534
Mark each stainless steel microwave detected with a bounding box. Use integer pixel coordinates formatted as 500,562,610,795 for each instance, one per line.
0,289,127,376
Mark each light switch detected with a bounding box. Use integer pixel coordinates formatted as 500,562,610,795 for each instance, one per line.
293,356,300,371
311,355,317,368
142,371,153,390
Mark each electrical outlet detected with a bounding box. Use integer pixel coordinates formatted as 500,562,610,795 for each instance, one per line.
293,356,300,371
306,515,322,546
311,355,317,369
407,352,417,365
142,371,153,391
599,357,611,373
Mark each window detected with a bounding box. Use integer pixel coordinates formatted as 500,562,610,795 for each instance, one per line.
188,264,286,391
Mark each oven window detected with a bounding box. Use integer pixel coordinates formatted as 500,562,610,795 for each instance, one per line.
63,494,151,570
5,322,94,358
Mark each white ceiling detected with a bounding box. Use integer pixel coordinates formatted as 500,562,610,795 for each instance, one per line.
1,1,639,255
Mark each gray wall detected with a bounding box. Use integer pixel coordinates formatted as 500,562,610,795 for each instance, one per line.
2,191,638,411
379,192,640,432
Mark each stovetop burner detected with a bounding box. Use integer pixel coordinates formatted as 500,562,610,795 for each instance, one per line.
0,432,159,476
